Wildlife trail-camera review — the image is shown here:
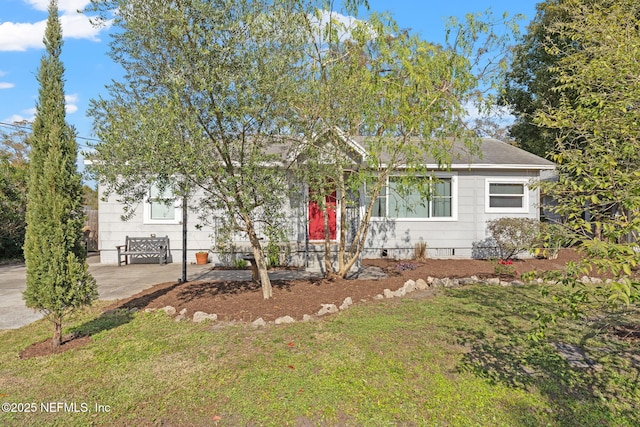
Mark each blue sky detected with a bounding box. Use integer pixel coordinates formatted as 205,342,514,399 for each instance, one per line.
0,0,540,160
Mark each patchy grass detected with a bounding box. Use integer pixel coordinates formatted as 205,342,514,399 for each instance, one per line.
1,284,639,426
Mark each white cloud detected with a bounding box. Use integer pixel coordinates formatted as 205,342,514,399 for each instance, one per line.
66,93,79,114
0,82,15,89
464,101,514,125
24,0,92,15
0,1,110,51
310,10,365,43
3,113,34,124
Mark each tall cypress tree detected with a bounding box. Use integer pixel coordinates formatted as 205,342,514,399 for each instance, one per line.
24,0,97,348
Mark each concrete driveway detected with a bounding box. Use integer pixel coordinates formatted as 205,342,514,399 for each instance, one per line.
0,253,214,330
1,254,320,330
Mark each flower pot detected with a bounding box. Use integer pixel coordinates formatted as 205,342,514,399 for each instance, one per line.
195,252,208,265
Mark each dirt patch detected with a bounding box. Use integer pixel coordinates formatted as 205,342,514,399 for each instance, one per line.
17,249,601,358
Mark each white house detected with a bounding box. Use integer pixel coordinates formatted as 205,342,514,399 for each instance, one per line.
94,137,555,266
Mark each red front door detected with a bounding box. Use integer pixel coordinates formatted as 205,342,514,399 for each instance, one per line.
308,191,336,241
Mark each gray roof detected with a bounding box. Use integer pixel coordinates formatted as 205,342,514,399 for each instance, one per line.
350,136,555,170
451,138,555,169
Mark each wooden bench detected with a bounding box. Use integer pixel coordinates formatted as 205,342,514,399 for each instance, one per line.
116,236,170,266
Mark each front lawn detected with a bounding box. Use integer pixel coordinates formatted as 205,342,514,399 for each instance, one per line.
1,284,638,426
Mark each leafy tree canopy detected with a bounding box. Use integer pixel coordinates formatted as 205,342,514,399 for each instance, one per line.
532,0,640,326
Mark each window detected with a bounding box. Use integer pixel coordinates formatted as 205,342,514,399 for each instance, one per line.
371,175,456,220
144,184,180,224
485,179,529,213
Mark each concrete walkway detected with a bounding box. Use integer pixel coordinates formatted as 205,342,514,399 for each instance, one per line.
0,253,319,330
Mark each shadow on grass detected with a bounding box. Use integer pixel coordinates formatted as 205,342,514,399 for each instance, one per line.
71,277,325,336
70,281,185,337
446,285,640,426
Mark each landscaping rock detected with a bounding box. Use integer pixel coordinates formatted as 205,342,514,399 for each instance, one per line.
393,287,406,297
302,314,314,322
161,306,176,316
441,278,454,287
373,294,384,300
251,317,267,327
275,316,295,325
403,280,416,293
383,289,395,298
193,311,218,323
553,342,600,369
339,297,353,310
356,266,388,280
317,304,339,316
458,277,476,286
415,278,428,290
487,278,501,285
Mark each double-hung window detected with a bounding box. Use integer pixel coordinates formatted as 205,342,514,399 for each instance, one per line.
371,175,456,220
144,183,180,224
485,179,529,213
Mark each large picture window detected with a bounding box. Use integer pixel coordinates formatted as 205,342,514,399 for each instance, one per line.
144,184,180,224
371,175,456,220
485,179,529,213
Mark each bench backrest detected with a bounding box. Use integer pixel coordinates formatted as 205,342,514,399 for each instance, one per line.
126,236,169,251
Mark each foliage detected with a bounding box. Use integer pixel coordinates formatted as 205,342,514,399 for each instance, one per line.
532,0,640,308
414,241,427,260
289,4,522,278
501,0,581,157
233,258,248,269
265,239,290,268
0,123,30,259
492,258,517,277
396,262,417,271
536,221,572,259
23,0,97,347
86,0,311,299
486,217,541,260
82,184,98,210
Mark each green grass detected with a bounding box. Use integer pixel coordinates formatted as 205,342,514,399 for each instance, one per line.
1,285,639,426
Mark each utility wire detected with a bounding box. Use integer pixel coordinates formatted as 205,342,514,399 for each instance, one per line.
0,121,101,148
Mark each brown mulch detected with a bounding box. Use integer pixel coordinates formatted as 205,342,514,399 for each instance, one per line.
20,249,587,359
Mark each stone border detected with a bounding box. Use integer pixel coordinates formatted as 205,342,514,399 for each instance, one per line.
140,275,608,327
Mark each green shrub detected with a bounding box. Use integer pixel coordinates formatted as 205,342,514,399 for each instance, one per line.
536,222,573,259
486,217,541,260
233,258,248,269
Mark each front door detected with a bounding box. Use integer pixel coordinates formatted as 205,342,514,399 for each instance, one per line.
308,190,337,241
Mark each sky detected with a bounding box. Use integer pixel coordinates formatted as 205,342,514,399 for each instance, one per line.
0,0,541,171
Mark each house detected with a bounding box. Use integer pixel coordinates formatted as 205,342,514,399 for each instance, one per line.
94,137,555,266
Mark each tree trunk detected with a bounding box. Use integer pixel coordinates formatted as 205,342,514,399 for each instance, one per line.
52,319,62,348
246,224,272,299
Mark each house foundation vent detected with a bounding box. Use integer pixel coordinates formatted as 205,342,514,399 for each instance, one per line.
435,248,455,257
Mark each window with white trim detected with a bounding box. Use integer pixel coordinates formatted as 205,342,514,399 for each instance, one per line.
371,175,456,220
144,184,181,224
485,179,529,213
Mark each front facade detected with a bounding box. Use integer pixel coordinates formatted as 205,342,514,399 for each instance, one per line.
95,138,555,266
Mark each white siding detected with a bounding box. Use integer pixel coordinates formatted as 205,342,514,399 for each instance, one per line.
98,169,544,264
363,170,541,259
